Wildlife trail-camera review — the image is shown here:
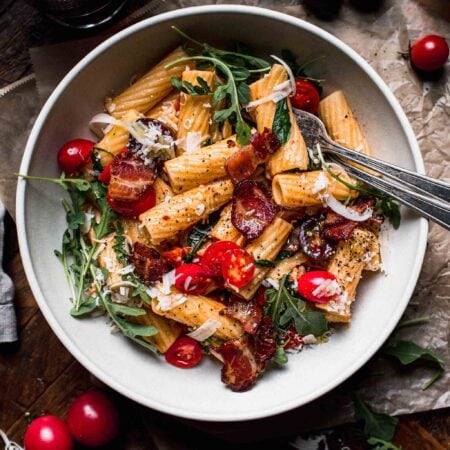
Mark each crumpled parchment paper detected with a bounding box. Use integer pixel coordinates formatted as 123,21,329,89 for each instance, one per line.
0,0,448,439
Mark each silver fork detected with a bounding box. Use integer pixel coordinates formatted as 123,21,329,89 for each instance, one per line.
292,108,450,231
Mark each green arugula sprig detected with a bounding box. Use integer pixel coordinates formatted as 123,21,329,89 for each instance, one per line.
171,76,214,96
167,55,252,145
172,26,271,74
314,145,401,228
255,259,276,268
353,394,401,449
16,173,91,191
383,340,445,389
265,274,328,337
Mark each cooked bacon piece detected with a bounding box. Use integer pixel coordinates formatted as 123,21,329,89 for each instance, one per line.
322,221,357,241
353,197,384,225
231,180,278,240
225,129,280,183
283,327,304,350
249,128,280,158
131,242,172,284
108,152,157,202
253,315,277,366
220,298,262,334
217,336,261,392
225,144,261,183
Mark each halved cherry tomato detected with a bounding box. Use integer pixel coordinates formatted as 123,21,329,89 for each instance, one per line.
107,186,156,218
67,390,119,447
410,35,449,72
98,148,128,184
174,263,212,295
162,247,193,267
201,241,241,277
221,248,255,289
297,270,338,303
165,336,203,368
24,415,74,450
290,79,320,115
57,139,94,175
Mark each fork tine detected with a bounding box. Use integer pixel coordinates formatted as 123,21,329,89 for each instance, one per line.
328,156,450,231
323,141,450,203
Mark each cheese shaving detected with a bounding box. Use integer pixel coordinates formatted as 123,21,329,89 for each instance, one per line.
187,319,222,341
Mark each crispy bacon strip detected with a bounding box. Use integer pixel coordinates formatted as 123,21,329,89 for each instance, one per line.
108,153,157,202
217,335,261,392
216,315,277,391
231,180,278,240
225,129,280,183
220,298,262,335
131,243,172,284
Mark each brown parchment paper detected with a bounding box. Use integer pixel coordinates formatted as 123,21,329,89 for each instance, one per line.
0,0,448,441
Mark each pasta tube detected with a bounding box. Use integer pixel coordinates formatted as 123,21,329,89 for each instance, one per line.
139,179,234,244
153,177,174,204
249,64,308,176
177,70,215,154
106,47,189,118
272,170,358,208
151,294,244,340
120,218,151,246
266,252,308,281
210,203,245,246
164,136,239,193
231,217,293,300
316,228,377,322
145,91,180,132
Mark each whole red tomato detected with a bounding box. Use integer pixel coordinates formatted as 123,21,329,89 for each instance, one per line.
57,139,94,175
290,79,321,115
24,415,74,450
67,390,119,447
410,35,449,72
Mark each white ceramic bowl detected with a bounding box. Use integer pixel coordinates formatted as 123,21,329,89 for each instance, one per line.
17,5,427,421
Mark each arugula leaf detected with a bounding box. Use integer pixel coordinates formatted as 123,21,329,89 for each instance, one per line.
275,250,294,262
90,181,117,239
110,304,147,317
367,437,402,450
265,275,328,337
353,394,398,442
272,98,291,145
280,49,324,85
383,340,444,389
171,76,213,96
376,197,401,229
115,317,159,338
67,210,85,230
70,296,98,317
255,259,276,268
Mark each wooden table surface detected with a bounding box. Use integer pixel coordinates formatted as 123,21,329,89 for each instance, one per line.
0,1,449,449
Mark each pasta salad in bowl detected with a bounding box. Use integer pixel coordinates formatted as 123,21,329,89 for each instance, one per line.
17,6,427,419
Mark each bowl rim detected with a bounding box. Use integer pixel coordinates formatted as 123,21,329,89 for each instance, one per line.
16,4,428,422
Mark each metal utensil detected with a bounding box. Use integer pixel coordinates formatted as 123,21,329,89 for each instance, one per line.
293,108,450,230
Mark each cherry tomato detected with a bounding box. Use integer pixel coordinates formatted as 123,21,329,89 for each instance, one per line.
297,270,338,303
107,186,156,218
410,35,449,72
165,336,203,368
67,390,119,447
221,248,255,289
201,241,241,277
290,79,320,114
98,148,128,184
162,247,192,267
24,415,74,450
57,139,94,175
174,263,212,295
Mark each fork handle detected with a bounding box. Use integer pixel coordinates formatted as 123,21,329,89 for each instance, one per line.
322,139,450,202
329,156,450,231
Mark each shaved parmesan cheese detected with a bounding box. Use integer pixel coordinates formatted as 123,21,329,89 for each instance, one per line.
245,80,292,110
195,203,206,216
92,243,106,261
157,293,187,311
270,54,296,95
263,278,280,290
187,319,222,341
312,171,329,194
303,334,317,345
81,211,95,234
161,270,176,295
311,279,341,298
176,131,203,153
119,264,135,275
